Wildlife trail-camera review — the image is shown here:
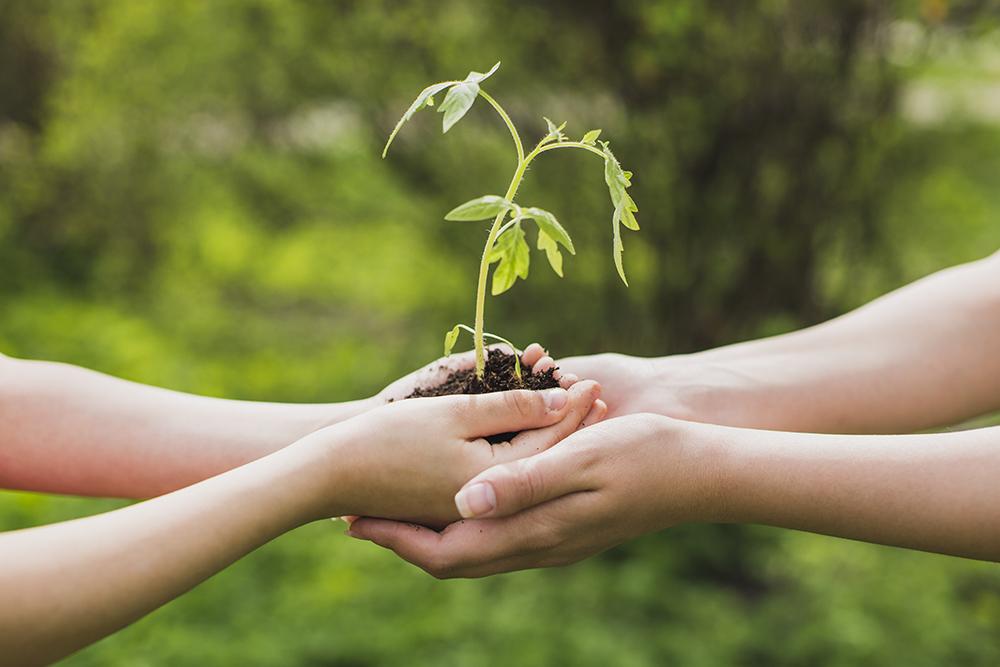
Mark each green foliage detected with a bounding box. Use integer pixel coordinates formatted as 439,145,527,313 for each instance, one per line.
383,61,639,376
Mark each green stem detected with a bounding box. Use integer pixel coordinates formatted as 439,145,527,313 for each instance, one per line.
536,141,607,159
479,90,524,164
471,98,605,378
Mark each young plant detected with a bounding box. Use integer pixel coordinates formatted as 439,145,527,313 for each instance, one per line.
382,62,639,381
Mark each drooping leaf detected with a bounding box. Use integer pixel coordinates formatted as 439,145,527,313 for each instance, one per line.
382,80,458,157
439,80,479,133
443,324,461,356
612,210,627,286
437,62,501,134
522,206,575,254
537,230,564,277
582,129,602,144
489,224,530,295
601,141,638,285
445,195,512,221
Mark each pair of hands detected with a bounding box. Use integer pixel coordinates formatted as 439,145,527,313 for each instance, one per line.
334,345,720,577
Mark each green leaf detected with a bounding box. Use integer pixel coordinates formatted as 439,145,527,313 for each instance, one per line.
523,206,575,254
437,62,500,133
443,324,461,356
382,80,458,158
582,129,602,144
467,61,501,83
542,116,568,142
445,195,512,221
439,81,479,133
489,224,530,295
612,208,627,286
537,230,564,277
601,141,638,285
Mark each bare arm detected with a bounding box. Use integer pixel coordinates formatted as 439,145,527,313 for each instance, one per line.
348,415,1000,577
560,251,1000,433
0,384,601,665
0,356,373,498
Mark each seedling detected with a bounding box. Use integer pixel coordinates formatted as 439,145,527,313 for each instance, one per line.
383,62,639,381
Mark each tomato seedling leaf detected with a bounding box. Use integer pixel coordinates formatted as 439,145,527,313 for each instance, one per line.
445,195,513,221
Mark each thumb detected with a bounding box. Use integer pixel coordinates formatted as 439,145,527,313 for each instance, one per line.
453,441,589,519
448,387,570,438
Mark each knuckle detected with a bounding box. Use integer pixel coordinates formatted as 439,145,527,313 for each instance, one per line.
511,459,546,507
506,390,537,419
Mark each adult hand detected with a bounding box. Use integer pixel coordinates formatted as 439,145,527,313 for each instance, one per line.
555,352,752,425
347,414,721,576
311,380,606,528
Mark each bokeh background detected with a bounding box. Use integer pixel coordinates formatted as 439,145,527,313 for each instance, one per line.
2,1,1000,664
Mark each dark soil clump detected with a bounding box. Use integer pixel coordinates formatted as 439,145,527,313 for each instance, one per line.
405,348,560,442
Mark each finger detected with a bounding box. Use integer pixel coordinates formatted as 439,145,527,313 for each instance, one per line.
558,372,578,389
351,494,595,579
348,515,533,578
521,343,547,367
454,431,599,519
581,399,608,428
444,387,570,438
496,381,599,458
532,356,555,375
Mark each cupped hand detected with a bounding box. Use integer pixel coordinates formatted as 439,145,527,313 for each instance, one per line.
347,414,724,577
375,343,580,404
310,380,607,528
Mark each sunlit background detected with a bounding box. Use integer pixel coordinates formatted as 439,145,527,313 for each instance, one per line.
2,1,999,665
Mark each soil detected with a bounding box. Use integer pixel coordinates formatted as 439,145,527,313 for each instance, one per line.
405,348,560,442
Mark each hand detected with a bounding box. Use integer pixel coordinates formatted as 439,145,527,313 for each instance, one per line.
347,413,722,576
556,352,745,424
375,343,580,404
304,381,607,527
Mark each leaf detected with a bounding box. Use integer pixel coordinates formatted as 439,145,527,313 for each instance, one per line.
443,324,461,357
613,208,628,286
437,62,501,133
382,80,458,158
522,206,575,254
489,224,530,295
537,230,564,277
467,61,501,83
445,195,512,221
601,141,638,285
542,116,568,142
439,81,480,133
582,129,602,144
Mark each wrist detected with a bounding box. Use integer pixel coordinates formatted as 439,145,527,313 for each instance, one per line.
645,353,762,428
275,424,357,524
641,414,740,525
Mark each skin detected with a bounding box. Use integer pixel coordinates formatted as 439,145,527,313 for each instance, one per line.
349,415,1000,577
0,344,588,499
348,251,1000,574
0,380,604,665
554,250,1000,433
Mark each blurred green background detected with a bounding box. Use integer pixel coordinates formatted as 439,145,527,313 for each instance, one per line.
2,0,1000,664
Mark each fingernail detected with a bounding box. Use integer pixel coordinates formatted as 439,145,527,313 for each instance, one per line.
543,388,568,411
455,482,496,518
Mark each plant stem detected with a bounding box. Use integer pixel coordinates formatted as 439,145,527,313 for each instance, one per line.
479,90,524,163
472,96,606,378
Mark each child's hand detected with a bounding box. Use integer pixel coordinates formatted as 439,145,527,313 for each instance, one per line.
303,380,605,528
375,343,580,404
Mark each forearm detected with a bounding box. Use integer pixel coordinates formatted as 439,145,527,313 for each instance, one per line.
702,421,1000,561
0,357,374,497
0,436,337,665
677,252,1000,432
